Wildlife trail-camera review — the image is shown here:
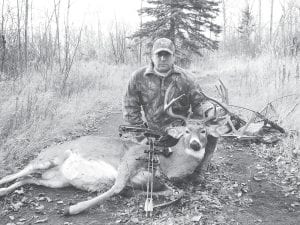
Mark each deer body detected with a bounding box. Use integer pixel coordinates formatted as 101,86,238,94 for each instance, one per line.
0,131,209,214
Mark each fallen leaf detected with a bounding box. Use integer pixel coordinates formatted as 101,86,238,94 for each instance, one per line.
11,202,23,211
16,222,25,225
130,217,139,223
45,197,52,202
237,192,243,198
21,197,28,203
34,217,48,224
14,188,24,195
291,202,300,207
191,215,202,222
9,215,15,221
37,197,45,201
253,174,267,182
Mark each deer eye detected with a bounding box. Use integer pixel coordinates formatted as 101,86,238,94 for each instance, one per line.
185,129,190,134
200,130,206,134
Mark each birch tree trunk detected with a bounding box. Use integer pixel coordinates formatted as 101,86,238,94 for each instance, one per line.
17,0,22,71
24,0,29,70
270,0,274,43
54,0,61,70
258,0,261,44
222,0,226,42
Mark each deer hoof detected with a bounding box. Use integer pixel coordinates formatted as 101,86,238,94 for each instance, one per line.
0,188,8,196
63,206,71,216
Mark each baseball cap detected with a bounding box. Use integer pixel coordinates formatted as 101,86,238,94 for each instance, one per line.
152,38,175,55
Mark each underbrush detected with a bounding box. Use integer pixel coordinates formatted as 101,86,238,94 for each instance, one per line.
0,54,299,190
193,53,300,197
0,62,138,169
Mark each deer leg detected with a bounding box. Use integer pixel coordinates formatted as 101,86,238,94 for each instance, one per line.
0,149,71,186
0,161,53,186
0,178,31,196
65,154,140,215
0,168,69,197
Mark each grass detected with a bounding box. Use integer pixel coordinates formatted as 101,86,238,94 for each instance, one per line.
193,53,300,129
193,53,300,196
0,62,139,169
0,53,299,187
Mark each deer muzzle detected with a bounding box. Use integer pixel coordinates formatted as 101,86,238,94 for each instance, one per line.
189,140,201,151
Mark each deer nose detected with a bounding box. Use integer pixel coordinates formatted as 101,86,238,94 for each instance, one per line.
190,140,201,151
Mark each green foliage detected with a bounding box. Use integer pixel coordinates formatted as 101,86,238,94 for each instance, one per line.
132,0,221,65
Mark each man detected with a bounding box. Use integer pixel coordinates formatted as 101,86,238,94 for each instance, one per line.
122,37,217,175
123,38,214,129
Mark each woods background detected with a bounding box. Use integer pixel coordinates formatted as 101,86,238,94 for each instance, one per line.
0,0,299,199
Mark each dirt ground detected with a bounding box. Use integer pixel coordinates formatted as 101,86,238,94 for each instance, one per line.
1,112,300,225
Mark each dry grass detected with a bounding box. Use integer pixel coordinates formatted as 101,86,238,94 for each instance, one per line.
192,53,300,196
0,54,299,182
0,62,138,169
192,54,300,130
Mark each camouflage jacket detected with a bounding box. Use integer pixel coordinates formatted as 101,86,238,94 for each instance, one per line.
122,63,211,131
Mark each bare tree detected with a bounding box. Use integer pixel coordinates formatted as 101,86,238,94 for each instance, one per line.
24,0,29,70
63,0,71,74
1,0,5,74
54,0,61,70
109,18,127,64
17,0,22,70
270,0,274,43
222,0,226,42
139,0,143,64
258,0,261,44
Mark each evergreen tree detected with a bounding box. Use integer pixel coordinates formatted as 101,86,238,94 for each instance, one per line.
133,0,221,64
237,4,255,55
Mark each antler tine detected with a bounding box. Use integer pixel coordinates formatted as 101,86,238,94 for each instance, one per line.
164,81,187,122
196,90,230,115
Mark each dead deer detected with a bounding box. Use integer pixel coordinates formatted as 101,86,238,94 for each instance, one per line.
0,82,229,215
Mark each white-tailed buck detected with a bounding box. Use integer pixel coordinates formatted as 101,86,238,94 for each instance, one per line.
0,82,230,215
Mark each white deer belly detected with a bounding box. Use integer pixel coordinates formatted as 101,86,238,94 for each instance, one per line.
61,152,118,192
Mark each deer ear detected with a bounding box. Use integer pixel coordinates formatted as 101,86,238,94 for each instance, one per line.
206,126,221,137
207,125,230,137
206,117,230,137
166,127,185,139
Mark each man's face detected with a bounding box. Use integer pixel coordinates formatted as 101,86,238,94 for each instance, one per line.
152,51,175,73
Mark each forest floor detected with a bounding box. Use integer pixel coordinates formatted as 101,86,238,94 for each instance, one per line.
1,111,300,225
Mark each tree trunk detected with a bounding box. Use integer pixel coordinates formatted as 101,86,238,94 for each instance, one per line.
139,0,143,64
222,0,226,42
169,0,176,44
270,0,274,43
54,0,61,70
1,0,5,74
17,0,22,71
258,0,261,45
24,0,29,70
64,0,70,74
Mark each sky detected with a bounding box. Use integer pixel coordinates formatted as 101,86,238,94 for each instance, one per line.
31,0,141,31
9,0,300,34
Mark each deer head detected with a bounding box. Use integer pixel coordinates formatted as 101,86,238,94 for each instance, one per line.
163,81,229,158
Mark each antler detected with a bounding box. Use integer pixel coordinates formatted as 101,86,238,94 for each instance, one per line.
164,81,187,122
197,90,231,115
